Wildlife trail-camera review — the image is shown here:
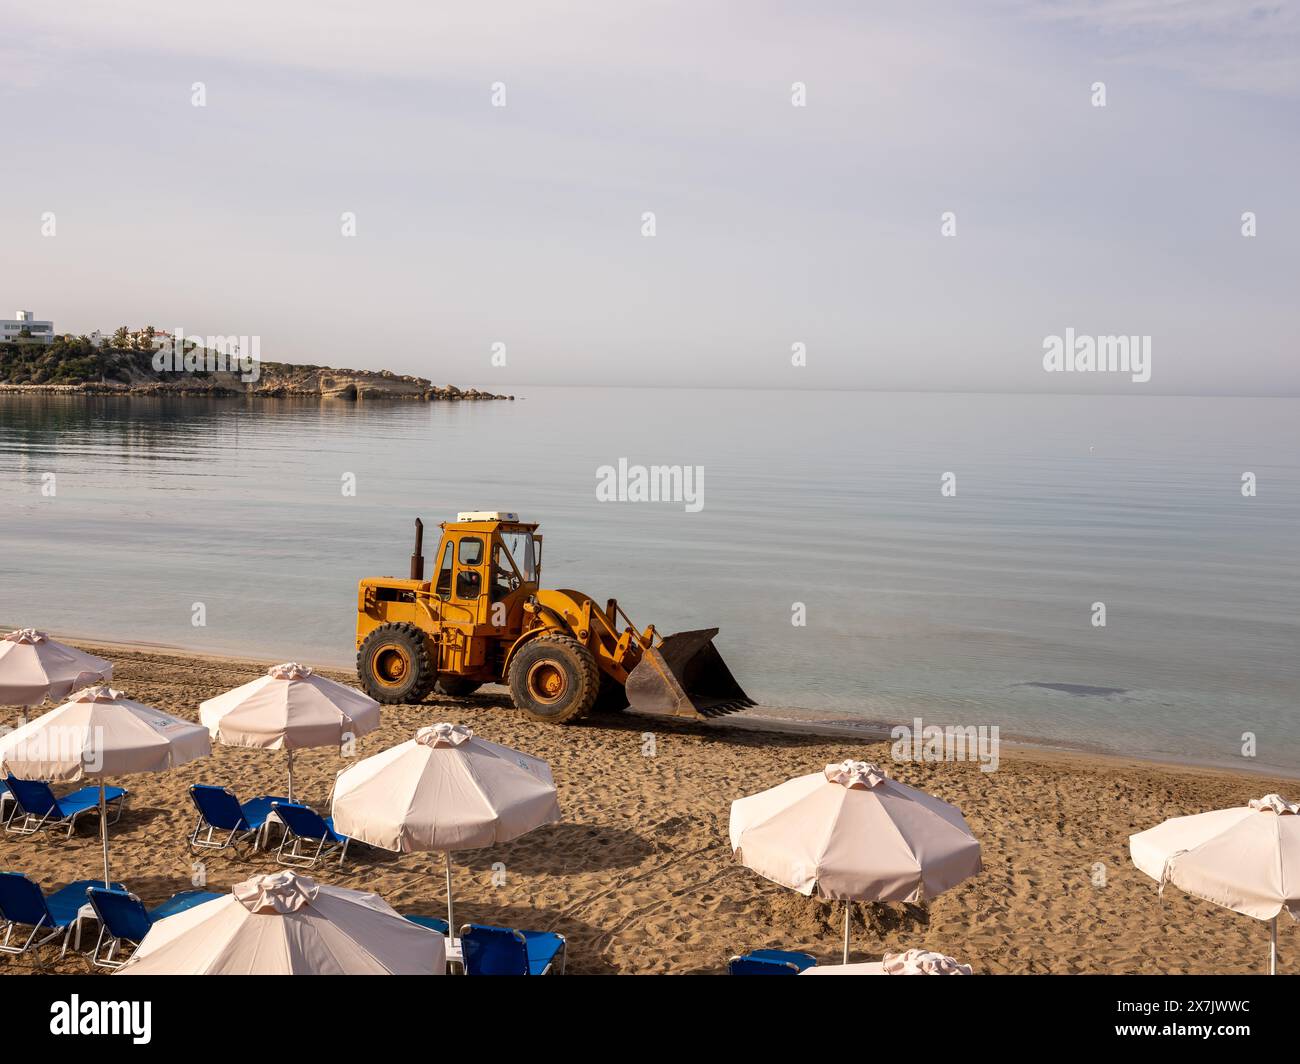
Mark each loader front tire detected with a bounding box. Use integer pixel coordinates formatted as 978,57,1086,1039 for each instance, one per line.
357,623,435,704
508,633,599,724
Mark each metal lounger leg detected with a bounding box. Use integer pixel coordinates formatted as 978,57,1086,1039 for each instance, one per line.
277,828,343,868
92,925,110,968
0,915,59,957
106,796,127,826
277,829,310,867
7,806,55,836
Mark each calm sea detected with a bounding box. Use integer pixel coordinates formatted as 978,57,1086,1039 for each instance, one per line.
2,389,1297,774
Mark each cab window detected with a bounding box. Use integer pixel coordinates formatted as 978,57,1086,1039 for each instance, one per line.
455,537,483,599
491,543,521,601
500,532,537,582
435,542,453,599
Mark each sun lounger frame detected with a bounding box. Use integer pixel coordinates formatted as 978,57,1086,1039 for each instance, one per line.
187,785,279,854
86,887,222,970
3,778,128,837
271,802,350,868
0,874,119,962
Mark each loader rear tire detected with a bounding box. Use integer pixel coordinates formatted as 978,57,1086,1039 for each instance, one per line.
435,676,482,698
508,633,599,724
357,623,435,704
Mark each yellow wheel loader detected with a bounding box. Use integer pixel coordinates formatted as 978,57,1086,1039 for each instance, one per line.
355,513,753,724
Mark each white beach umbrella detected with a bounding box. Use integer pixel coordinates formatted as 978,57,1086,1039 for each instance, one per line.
0,685,210,884
0,628,112,722
115,870,445,975
729,759,982,962
801,948,973,975
1130,793,1300,974
199,662,380,802
330,722,561,937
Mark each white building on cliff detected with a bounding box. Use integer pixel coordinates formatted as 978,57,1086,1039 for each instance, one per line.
1,310,54,344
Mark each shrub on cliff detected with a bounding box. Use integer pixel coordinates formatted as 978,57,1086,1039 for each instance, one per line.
1,335,116,384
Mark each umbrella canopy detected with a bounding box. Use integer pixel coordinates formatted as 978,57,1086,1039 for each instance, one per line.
331,722,560,852
802,948,972,976
331,722,560,935
115,870,445,975
199,662,380,801
0,685,210,883
0,628,112,720
1130,793,1300,973
730,759,981,901
801,962,887,975
0,685,210,781
729,759,982,962
200,663,380,750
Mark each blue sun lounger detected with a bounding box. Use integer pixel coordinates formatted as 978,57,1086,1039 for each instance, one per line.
188,784,287,852
85,887,223,969
270,801,350,868
0,872,125,959
3,775,128,837
727,948,817,974
403,915,450,935
459,923,566,975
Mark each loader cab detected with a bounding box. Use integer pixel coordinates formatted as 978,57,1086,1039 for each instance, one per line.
433,534,485,603
433,514,541,630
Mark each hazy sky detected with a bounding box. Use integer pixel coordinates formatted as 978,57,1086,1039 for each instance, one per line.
1,1,1296,394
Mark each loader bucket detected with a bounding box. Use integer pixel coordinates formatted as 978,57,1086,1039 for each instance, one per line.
625,628,755,720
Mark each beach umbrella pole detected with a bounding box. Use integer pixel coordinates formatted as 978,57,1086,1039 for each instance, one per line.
1271,916,1278,975
287,749,294,803
100,782,111,886
843,905,850,964
445,852,457,944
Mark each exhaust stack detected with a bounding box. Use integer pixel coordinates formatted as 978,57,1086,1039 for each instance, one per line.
410,518,424,580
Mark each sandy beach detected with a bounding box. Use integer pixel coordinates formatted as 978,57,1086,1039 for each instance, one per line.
0,641,1293,976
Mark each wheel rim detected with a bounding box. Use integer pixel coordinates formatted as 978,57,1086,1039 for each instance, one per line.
372,644,412,688
526,660,568,705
